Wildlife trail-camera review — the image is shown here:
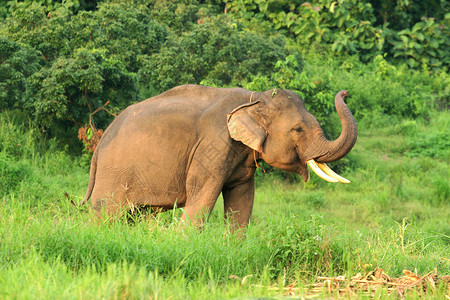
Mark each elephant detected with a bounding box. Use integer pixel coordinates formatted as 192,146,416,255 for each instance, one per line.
82,85,357,230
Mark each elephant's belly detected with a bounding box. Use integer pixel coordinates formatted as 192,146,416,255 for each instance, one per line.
93,162,188,209
128,171,188,207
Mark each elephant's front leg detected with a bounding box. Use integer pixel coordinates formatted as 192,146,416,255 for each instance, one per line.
181,165,224,228
222,177,255,231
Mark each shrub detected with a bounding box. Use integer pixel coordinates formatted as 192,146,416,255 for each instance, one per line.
1,2,169,139
0,37,42,111
143,14,297,91
0,152,31,197
225,0,449,69
390,17,449,69
147,0,222,34
405,133,450,159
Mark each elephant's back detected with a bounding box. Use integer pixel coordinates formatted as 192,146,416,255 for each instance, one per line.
98,84,250,156
99,86,204,150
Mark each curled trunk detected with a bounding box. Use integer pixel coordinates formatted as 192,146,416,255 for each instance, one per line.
314,90,358,163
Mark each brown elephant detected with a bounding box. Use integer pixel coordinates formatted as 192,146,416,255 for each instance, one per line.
82,85,357,229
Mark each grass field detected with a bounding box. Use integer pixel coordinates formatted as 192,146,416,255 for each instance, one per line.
0,110,449,299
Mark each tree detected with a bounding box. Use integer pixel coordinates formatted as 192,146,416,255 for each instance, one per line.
1,2,168,139
144,14,300,91
0,37,42,111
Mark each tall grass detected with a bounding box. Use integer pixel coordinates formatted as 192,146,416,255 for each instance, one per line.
1,107,449,298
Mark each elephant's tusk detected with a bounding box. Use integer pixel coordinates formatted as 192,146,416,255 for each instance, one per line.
316,162,350,184
306,160,339,183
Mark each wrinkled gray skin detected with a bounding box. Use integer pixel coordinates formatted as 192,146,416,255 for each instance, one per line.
83,85,357,230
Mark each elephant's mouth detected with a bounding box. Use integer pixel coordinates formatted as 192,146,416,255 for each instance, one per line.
305,159,350,183
298,162,310,182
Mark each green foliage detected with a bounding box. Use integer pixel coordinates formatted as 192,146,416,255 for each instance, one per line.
144,14,295,91
0,37,42,111
0,113,37,196
405,133,450,159
147,0,221,34
225,0,449,69
301,51,448,121
0,111,42,158
226,0,385,59
0,113,87,205
268,214,347,277
1,2,168,137
244,54,334,125
390,16,450,69
0,0,96,18
371,0,448,30
1,0,448,148
0,152,31,196
399,112,450,160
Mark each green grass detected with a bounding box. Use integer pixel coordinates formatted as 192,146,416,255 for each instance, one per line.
0,110,449,299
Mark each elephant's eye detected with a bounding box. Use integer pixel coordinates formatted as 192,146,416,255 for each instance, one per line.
293,127,303,133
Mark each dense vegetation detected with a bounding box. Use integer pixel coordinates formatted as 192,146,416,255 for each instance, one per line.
0,0,448,145
1,0,449,298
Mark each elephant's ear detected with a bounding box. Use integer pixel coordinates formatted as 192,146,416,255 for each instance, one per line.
227,101,267,153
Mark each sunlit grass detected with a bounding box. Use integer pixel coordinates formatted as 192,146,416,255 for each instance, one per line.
0,110,449,298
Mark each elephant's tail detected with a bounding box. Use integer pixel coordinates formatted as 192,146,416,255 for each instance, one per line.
80,148,98,206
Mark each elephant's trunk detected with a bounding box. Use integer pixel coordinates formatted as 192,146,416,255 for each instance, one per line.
314,90,357,163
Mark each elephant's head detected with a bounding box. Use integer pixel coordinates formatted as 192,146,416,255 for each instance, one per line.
227,89,357,182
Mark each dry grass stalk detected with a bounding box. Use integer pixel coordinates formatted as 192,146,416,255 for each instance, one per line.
308,268,448,298
247,268,449,298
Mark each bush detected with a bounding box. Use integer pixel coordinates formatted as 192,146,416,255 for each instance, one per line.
0,0,97,18
147,0,222,34
0,152,31,197
244,54,334,126
0,37,42,111
390,17,450,69
225,0,449,69
143,14,298,91
1,2,169,139
302,51,448,121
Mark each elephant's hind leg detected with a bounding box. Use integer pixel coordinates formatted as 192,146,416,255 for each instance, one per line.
90,188,130,219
